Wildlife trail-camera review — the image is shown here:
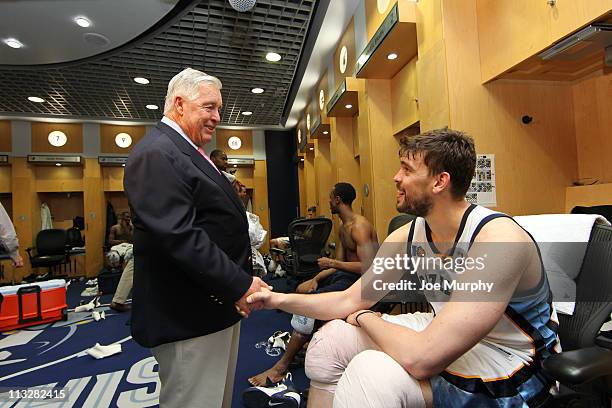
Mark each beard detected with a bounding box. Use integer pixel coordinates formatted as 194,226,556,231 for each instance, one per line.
397,193,433,217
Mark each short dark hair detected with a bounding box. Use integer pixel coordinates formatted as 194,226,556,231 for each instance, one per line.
333,182,357,205
399,128,475,199
210,149,225,158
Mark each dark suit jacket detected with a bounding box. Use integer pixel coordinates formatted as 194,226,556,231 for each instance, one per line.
124,122,253,348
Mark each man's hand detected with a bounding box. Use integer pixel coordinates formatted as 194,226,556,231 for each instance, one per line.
346,310,381,327
235,277,272,318
296,278,318,294
11,254,23,268
317,256,335,269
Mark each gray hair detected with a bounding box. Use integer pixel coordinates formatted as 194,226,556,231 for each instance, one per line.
163,68,222,114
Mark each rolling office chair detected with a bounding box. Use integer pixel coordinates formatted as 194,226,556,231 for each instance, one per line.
25,229,69,279
274,217,333,281
542,222,612,407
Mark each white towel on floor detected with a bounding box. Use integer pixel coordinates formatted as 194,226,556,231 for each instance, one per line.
86,343,121,359
515,214,610,315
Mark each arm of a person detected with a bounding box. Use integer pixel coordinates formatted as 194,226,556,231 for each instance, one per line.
263,278,372,320
251,223,412,318
124,146,253,303
353,218,533,380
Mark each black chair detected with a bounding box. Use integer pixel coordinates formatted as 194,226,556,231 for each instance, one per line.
542,222,612,407
281,217,333,280
26,229,69,278
387,213,417,236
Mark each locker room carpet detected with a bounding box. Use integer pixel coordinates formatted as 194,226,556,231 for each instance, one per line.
0,280,308,407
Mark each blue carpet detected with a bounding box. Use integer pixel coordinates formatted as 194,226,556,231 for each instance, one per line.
0,279,308,407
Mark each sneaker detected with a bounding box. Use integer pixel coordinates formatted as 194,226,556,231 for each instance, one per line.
268,331,291,350
242,373,302,408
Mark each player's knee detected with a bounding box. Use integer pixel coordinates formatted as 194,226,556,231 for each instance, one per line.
305,319,349,384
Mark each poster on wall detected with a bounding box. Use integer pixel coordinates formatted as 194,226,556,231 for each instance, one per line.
466,154,496,207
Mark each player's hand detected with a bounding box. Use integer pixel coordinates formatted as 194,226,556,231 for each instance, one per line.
235,277,272,317
346,310,381,327
296,278,318,294
246,287,284,310
317,257,335,269
11,254,24,268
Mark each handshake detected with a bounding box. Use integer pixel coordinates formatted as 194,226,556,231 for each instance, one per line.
234,277,276,317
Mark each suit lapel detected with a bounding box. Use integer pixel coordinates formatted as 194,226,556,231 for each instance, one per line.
157,123,247,218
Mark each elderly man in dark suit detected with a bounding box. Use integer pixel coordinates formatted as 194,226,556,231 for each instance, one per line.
124,67,269,408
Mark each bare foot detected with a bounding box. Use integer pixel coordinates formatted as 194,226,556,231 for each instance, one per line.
248,364,288,386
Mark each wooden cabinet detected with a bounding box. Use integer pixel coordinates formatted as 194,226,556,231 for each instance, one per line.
549,0,612,40
477,0,612,82
477,0,551,82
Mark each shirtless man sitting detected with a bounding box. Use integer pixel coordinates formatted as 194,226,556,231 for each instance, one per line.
248,182,378,386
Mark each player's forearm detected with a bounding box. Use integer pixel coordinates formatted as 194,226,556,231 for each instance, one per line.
274,291,359,320
358,313,436,380
314,268,336,282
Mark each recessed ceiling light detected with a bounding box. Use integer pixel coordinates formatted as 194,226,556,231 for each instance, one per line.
55,163,62,167
133,77,150,85
387,52,398,60
323,131,329,135
309,147,314,151
300,158,304,161
345,104,353,109
265,52,281,62
122,164,126,167
146,104,159,110
74,16,91,28
28,96,45,103
3,38,24,49
241,111,253,116
251,88,264,94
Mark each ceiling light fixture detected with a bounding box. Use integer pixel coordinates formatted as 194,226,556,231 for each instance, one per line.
228,0,256,12
28,96,45,103
309,147,314,151
323,131,329,135
345,104,353,109
266,52,281,62
387,52,398,60
241,111,253,116
56,163,62,167
74,16,91,27
146,104,159,110
3,38,24,49
133,77,150,85
251,87,264,94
